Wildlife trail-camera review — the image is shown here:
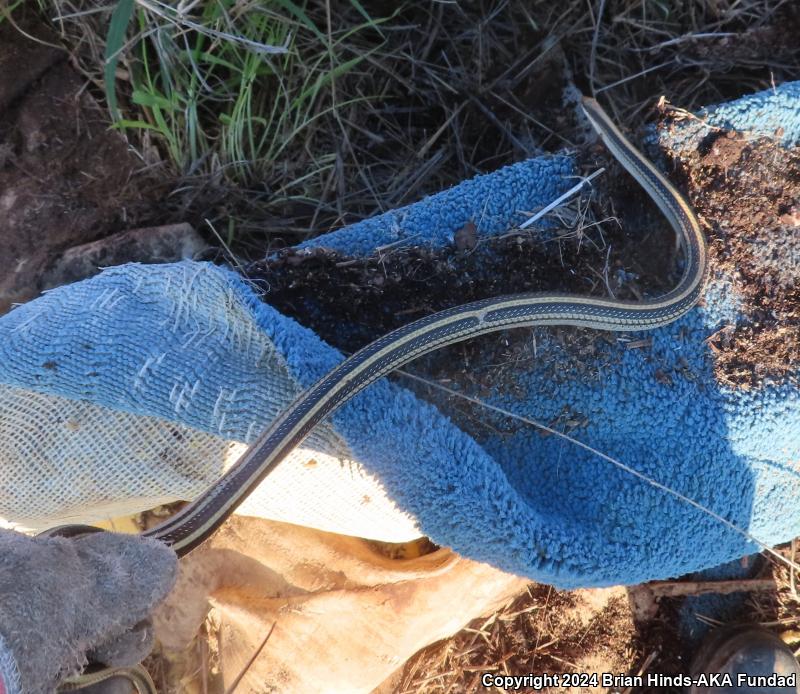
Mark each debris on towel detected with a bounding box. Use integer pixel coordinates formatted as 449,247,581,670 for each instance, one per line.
665,122,800,388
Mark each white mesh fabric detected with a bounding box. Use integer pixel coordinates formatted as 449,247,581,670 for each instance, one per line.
0,383,421,541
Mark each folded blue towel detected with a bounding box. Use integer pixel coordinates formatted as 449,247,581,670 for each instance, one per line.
0,83,797,587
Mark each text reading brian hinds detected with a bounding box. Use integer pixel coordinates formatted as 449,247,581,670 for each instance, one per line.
480,671,796,690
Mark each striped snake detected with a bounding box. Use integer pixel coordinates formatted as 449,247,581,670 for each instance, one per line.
144,96,708,556
61,96,707,692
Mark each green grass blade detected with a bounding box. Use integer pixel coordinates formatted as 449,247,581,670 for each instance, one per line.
104,0,135,121
273,0,324,40
0,0,25,25
132,89,178,112
294,53,368,107
348,0,382,34
111,119,162,131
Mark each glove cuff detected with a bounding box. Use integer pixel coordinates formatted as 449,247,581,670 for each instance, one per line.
0,632,21,694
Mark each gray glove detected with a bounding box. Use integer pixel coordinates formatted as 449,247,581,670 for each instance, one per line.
0,529,177,693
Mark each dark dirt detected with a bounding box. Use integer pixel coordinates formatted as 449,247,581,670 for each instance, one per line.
0,19,61,112
244,138,687,448
397,585,640,693
247,141,679,403
397,549,800,694
665,124,800,388
0,18,171,313
251,110,800,395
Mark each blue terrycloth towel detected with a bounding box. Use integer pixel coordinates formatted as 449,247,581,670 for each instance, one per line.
0,84,798,588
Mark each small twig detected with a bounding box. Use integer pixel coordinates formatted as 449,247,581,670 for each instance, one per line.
622,650,659,694
469,96,532,155
630,32,737,52
204,218,248,278
588,0,606,97
417,103,466,159
136,0,289,54
694,613,725,628
200,630,209,694
595,60,675,94
516,168,605,231
0,3,65,50
602,243,615,299
624,338,653,350
223,621,276,694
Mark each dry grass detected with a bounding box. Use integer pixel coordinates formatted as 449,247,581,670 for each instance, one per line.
396,584,638,693
397,543,800,694
30,0,800,257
